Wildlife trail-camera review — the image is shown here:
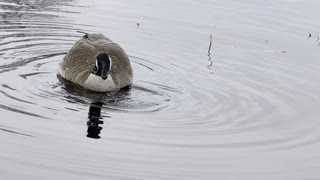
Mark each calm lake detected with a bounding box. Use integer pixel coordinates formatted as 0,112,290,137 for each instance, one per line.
1,0,320,179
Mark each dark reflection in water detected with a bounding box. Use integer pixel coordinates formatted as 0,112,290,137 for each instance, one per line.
87,102,104,139
57,74,133,139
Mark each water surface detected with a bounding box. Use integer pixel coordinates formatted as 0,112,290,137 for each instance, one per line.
1,0,320,179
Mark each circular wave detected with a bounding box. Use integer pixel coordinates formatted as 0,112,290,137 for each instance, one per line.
0,26,178,122
1,0,320,153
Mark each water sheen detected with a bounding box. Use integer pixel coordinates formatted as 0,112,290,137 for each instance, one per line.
1,0,320,179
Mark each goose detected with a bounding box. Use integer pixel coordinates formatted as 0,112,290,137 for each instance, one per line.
58,32,133,92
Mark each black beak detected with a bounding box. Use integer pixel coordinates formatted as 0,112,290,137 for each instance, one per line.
101,69,109,80
101,75,108,80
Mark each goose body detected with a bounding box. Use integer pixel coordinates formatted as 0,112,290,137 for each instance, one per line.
59,33,133,92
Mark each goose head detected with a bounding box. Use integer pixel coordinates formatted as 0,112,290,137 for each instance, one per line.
93,52,112,80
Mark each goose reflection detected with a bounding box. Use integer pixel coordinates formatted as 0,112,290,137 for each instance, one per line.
58,74,132,139
87,102,104,139
84,89,131,139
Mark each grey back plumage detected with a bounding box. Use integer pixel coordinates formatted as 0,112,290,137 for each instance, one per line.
59,33,133,90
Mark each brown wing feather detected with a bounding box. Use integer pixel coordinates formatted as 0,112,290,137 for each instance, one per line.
61,38,96,85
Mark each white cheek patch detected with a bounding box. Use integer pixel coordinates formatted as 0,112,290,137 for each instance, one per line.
108,56,112,71
95,59,99,70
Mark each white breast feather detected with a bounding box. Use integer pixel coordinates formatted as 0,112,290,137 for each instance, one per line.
84,74,116,92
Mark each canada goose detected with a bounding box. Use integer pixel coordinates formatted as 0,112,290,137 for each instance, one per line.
58,32,133,92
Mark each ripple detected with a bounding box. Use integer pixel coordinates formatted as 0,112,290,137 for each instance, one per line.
0,22,179,119
1,0,319,152
0,104,47,119
0,127,32,137
1,0,320,179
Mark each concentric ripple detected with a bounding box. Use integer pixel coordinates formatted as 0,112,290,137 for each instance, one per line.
1,0,320,179
0,0,320,152
0,29,174,115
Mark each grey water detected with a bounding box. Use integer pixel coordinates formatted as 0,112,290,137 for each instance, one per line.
1,0,320,179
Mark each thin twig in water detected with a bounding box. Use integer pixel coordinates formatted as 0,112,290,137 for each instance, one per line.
207,23,217,73
208,24,217,54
